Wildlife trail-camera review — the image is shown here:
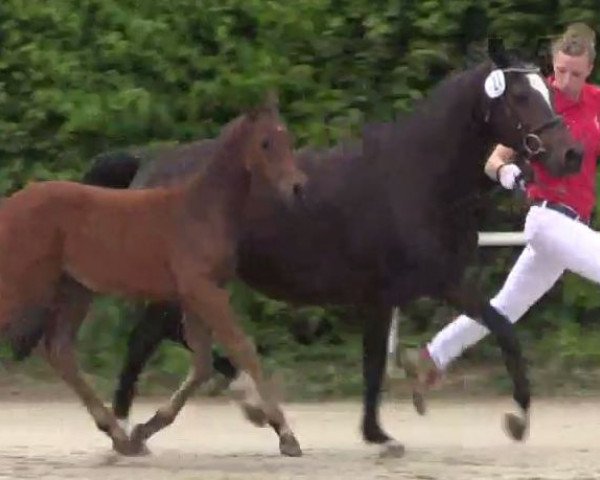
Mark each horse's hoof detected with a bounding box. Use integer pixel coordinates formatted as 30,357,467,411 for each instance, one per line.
503,412,528,441
241,403,268,427
279,433,302,457
379,440,406,458
412,391,427,416
121,425,152,456
112,437,144,457
135,443,152,456
124,441,152,457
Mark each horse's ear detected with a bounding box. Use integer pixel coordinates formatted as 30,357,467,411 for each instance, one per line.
488,37,510,68
245,89,279,121
246,106,260,121
535,37,553,76
263,89,279,114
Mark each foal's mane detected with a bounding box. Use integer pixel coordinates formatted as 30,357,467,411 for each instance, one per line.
209,102,278,163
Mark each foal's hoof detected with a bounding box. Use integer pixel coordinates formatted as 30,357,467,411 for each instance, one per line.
503,412,528,441
128,425,153,456
279,433,302,457
112,440,151,457
379,440,406,458
241,403,268,427
112,437,150,457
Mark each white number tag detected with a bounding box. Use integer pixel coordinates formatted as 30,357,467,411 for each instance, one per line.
484,69,506,98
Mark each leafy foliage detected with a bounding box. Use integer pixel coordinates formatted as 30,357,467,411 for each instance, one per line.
1,0,600,396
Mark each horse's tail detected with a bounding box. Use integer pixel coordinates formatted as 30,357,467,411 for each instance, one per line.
81,150,142,188
5,151,141,360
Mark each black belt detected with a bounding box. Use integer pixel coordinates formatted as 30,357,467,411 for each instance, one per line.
532,200,589,224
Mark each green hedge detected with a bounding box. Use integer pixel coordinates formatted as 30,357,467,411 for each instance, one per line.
2,0,600,385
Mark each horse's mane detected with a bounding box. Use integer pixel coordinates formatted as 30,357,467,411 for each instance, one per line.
214,114,248,147
371,50,538,151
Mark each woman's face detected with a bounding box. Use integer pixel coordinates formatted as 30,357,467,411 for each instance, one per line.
552,50,593,100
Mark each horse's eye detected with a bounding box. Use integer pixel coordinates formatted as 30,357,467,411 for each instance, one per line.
511,87,529,103
261,139,270,150
514,93,529,104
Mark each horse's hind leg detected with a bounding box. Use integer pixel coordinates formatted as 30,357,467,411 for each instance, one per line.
112,301,182,428
128,311,213,451
42,279,140,455
182,281,302,457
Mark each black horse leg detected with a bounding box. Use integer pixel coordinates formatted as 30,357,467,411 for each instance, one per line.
444,281,530,440
155,302,240,382
360,305,404,456
114,298,243,424
112,301,183,421
479,302,530,440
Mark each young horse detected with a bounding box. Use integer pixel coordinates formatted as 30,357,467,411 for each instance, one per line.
12,40,583,457
0,97,307,456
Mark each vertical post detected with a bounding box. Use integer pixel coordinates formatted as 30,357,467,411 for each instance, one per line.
386,307,400,377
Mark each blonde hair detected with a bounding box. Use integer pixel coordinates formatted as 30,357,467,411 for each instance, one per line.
552,22,596,63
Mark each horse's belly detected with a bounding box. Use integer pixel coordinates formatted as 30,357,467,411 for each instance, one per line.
64,253,176,300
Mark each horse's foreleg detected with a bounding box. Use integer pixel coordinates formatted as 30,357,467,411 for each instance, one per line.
444,282,530,440
128,311,213,451
42,280,142,455
479,302,530,440
183,281,302,457
360,305,404,457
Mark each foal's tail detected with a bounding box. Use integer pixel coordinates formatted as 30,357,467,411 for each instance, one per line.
5,151,141,361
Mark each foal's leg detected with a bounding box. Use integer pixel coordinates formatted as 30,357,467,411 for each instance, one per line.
183,281,302,457
42,280,139,455
128,311,213,451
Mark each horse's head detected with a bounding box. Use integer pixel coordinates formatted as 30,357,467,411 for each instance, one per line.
480,38,583,177
239,91,307,205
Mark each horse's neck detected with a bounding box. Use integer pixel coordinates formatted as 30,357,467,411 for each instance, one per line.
401,66,492,200
182,147,251,233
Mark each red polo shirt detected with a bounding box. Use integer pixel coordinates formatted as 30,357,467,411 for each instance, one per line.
526,79,600,221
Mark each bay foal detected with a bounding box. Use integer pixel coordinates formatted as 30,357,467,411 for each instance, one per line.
0,96,307,456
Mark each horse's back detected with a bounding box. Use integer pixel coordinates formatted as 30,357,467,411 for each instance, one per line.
4,180,180,299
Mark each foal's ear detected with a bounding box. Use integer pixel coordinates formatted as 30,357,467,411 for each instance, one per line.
246,90,279,121
488,37,510,68
262,89,279,116
246,106,260,121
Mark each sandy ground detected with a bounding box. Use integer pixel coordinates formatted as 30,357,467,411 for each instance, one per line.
0,396,599,480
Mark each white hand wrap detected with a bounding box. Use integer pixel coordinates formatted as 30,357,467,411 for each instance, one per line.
497,163,522,190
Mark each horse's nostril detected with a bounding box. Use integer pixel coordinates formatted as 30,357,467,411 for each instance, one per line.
292,183,304,198
565,147,583,172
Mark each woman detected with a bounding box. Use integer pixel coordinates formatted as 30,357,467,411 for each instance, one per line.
404,23,600,401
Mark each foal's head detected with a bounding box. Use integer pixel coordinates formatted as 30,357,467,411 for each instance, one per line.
479,39,583,177
231,92,307,205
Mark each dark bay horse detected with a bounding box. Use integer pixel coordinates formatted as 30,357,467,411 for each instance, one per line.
72,41,584,455
0,98,307,456
9,41,582,457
